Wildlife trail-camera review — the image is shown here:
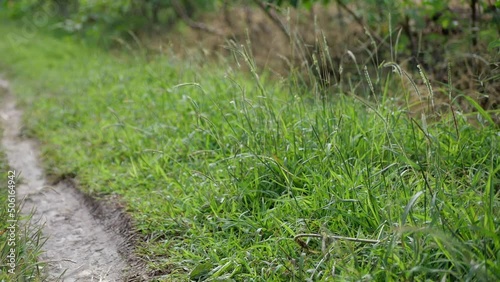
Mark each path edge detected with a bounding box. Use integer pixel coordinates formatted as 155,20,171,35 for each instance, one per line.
0,77,152,281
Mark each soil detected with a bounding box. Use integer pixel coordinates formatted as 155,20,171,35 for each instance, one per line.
0,78,131,281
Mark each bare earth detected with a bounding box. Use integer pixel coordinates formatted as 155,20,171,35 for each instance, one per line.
0,79,127,281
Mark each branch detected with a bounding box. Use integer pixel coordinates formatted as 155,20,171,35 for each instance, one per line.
470,0,478,46
294,233,381,244
334,0,389,48
252,0,290,40
171,0,224,36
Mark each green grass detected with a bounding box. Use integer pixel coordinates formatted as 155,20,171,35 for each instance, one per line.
0,22,499,281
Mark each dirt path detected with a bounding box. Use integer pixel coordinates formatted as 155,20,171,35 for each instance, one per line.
0,79,128,281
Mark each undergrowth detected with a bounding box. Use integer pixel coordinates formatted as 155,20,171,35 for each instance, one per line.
0,22,498,281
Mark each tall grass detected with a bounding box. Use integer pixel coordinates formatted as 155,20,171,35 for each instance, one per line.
0,23,498,281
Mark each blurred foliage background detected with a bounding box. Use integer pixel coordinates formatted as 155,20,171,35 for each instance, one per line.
1,0,499,116
2,0,498,48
